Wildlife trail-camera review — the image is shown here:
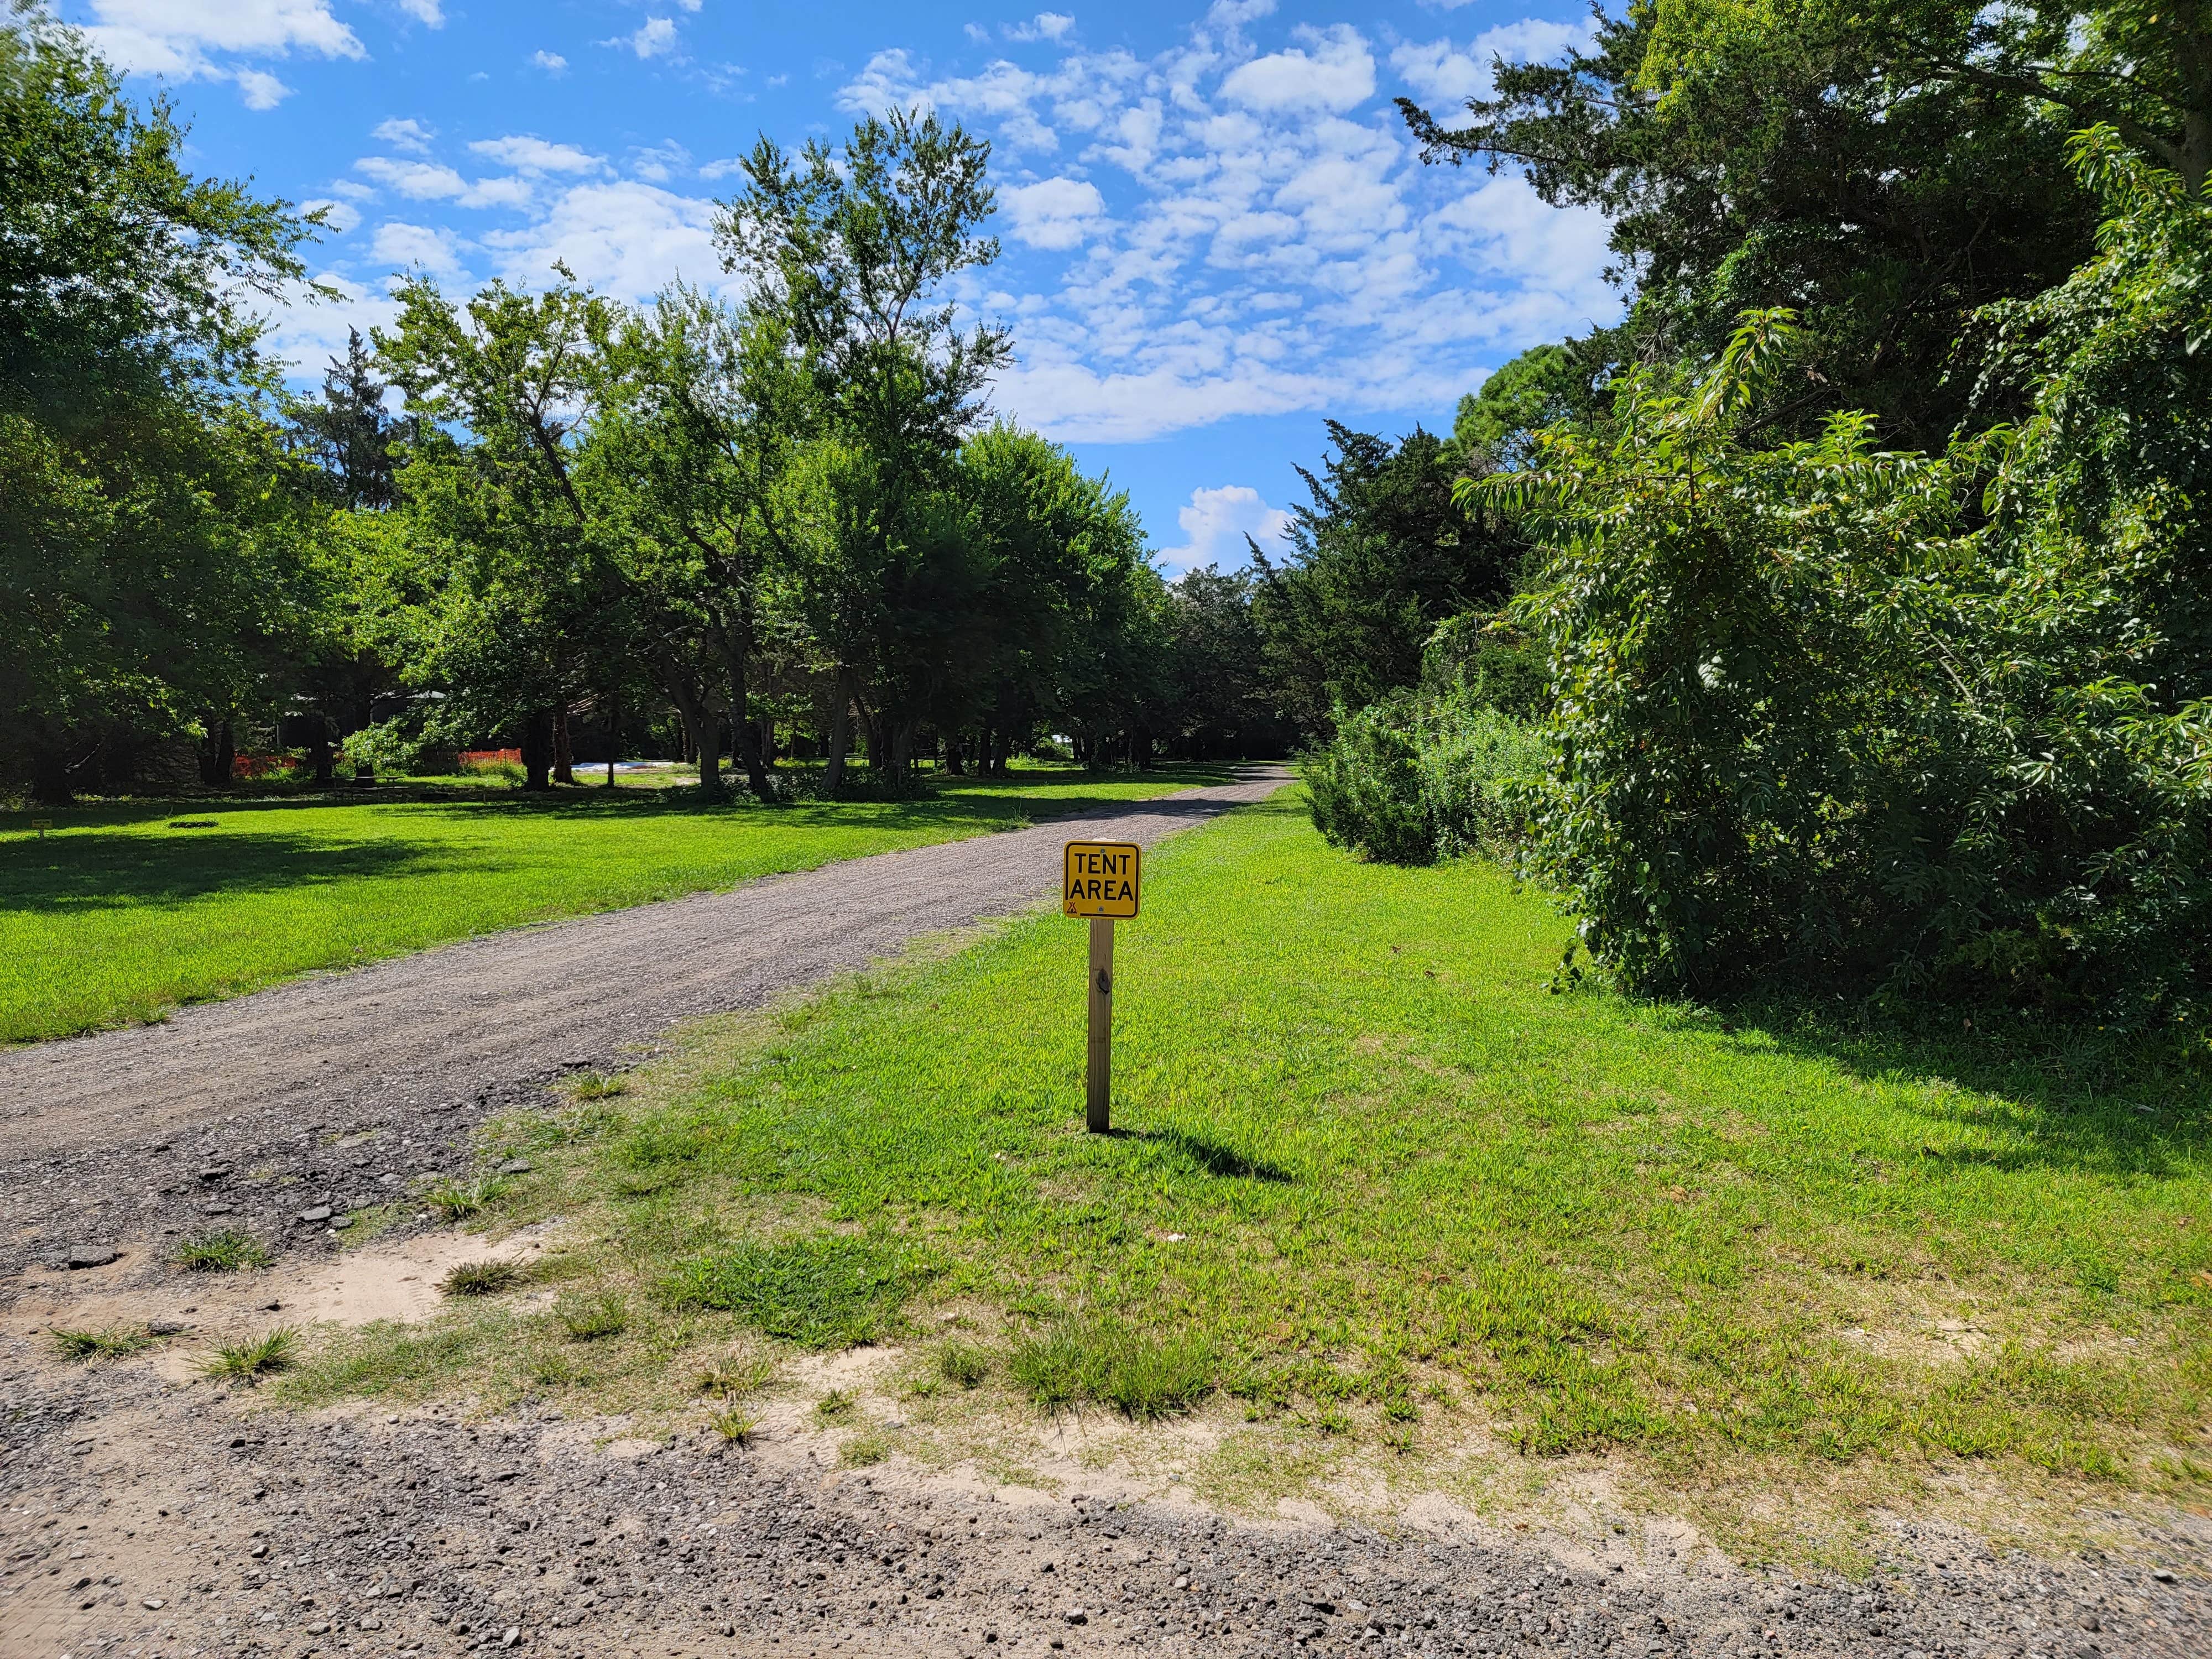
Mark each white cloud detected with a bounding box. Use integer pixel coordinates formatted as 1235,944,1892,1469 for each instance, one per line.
1155,484,1293,572
828,12,1621,442
1001,177,1105,249
630,143,695,185
371,221,470,279
234,67,291,108
530,50,570,75
1206,0,1276,28
468,136,607,175
1391,19,1592,106
966,23,992,44
1007,13,1076,42
356,156,535,211
81,0,362,107
372,117,436,154
395,0,446,24
480,182,726,302
261,273,402,379
1219,24,1374,113
615,17,681,60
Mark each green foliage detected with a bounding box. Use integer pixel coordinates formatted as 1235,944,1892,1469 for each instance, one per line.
662,1233,931,1348
0,7,325,802
1493,133,2212,1020
1401,0,2104,450
1254,423,1521,733
174,1228,272,1272
1305,686,1544,865
1454,343,1600,469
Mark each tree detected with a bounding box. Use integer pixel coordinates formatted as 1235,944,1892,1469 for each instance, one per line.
1253,422,1521,732
1453,342,1601,470
1152,566,1291,759
588,288,811,800
376,274,621,791
716,107,1010,786
1399,1,2106,448
1,4,323,801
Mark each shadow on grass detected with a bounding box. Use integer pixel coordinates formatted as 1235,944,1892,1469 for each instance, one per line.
1121,1126,1297,1183
0,764,1276,916
1702,990,2212,1179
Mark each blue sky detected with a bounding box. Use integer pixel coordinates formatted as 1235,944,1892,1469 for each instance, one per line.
65,0,1618,570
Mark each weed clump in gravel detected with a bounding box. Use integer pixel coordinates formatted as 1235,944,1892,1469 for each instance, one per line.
50,1326,155,1361
202,1327,299,1383
1010,1321,1214,1419
555,1290,627,1341
441,1260,520,1297
708,1405,758,1445
174,1228,272,1272
572,1072,628,1100
425,1175,510,1219
815,1388,855,1420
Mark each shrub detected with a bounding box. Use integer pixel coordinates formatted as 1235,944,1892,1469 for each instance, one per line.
1488,206,2212,1021
174,1228,272,1272
1305,686,1543,865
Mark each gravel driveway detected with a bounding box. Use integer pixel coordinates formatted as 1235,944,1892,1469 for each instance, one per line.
3,763,2206,1657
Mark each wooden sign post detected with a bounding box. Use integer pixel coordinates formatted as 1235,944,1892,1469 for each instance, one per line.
1063,840,1140,1133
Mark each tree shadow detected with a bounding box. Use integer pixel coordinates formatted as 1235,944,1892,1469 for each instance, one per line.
1,828,462,914
1119,1126,1298,1183
1695,990,2212,1182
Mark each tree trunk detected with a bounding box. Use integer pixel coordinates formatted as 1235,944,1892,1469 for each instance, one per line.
606,698,619,789
353,695,374,783
759,711,776,770
309,716,335,786
727,638,768,800
864,707,885,773
521,707,555,791
552,703,575,785
216,718,235,786
945,735,964,776
890,716,915,780
675,695,726,802
30,744,74,805
826,667,854,793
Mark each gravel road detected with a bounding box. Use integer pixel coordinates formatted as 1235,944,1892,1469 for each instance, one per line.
4,762,2207,1657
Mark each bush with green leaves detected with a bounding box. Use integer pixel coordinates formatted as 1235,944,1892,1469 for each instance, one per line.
1483,129,2212,1021
1304,685,1544,866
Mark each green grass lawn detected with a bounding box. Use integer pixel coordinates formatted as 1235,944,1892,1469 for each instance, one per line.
0,764,1237,1044
292,790,2212,1550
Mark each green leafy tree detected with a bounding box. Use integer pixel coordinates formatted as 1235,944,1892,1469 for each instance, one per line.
1,4,323,800
716,107,1010,786
376,274,622,791
1400,0,2111,448
1253,423,1521,733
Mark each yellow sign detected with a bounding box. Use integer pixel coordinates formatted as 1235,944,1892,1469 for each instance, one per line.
1063,840,1140,919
